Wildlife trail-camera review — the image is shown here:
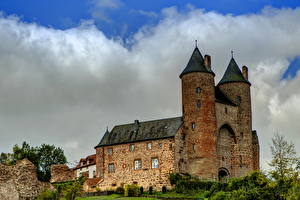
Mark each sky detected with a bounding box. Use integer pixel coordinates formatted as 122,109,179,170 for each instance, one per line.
0,0,300,170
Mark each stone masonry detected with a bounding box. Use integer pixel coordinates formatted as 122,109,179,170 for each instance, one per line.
0,159,50,200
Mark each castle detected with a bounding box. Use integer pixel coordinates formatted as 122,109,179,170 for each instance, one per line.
94,46,260,190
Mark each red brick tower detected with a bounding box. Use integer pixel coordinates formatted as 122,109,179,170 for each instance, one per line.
217,57,259,174
180,47,218,179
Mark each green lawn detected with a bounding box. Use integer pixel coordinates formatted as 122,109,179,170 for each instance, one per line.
76,194,159,200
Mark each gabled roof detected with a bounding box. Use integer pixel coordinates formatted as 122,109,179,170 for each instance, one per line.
95,117,183,148
179,47,214,78
218,57,250,85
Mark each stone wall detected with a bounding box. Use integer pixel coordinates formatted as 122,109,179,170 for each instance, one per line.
96,138,175,190
50,164,75,183
0,159,50,200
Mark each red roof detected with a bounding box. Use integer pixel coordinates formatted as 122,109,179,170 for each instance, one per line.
74,154,96,169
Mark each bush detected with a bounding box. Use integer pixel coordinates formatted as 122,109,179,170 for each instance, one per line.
37,189,58,200
124,184,141,197
149,186,153,195
140,186,144,194
115,186,124,195
211,191,231,200
162,185,167,193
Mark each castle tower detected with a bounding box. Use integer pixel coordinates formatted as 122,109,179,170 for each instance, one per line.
180,46,218,179
217,57,256,174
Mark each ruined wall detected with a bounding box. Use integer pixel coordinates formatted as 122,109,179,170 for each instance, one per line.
0,159,50,200
50,164,75,183
96,138,175,190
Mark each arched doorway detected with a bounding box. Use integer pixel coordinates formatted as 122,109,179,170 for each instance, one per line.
218,168,229,181
217,124,236,176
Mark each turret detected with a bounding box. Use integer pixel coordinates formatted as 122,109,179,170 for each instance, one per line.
217,57,254,172
180,46,218,179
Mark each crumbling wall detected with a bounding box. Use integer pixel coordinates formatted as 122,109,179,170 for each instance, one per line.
0,159,50,200
50,164,75,183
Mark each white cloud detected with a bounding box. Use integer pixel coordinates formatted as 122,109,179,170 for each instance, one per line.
0,7,300,169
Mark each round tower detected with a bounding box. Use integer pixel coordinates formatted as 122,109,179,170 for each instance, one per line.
180,47,218,179
217,57,255,174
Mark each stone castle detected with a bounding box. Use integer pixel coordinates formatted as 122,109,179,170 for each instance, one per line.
94,46,260,190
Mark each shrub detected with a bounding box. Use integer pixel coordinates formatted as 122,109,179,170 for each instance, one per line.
210,191,231,200
124,184,141,197
140,186,144,194
162,185,167,193
149,186,153,195
37,189,58,200
115,186,124,195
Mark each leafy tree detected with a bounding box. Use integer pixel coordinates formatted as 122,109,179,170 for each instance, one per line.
37,144,67,181
1,141,67,182
269,133,300,180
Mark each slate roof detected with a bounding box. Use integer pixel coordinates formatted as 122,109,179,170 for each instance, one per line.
215,87,236,106
95,117,183,148
179,47,215,78
218,57,250,85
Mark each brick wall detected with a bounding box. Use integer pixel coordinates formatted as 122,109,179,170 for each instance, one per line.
96,138,175,190
50,164,75,183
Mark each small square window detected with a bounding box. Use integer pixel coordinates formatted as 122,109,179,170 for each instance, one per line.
129,144,135,152
134,159,142,170
107,148,113,155
152,158,159,169
193,144,196,152
108,163,115,173
197,100,201,108
147,143,152,150
158,143,163,148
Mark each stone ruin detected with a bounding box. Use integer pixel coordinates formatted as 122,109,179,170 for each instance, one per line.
0,158,50,200
50,164,75,183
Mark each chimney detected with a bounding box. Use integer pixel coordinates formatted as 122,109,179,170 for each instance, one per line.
242,66,248,80
204,55,211,69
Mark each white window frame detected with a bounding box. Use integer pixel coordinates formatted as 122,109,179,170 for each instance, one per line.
152,158,159,169
134,159,142,170
108,163,115,173
147,143,152,150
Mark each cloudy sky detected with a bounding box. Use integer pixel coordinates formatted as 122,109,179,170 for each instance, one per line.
0,0,300,169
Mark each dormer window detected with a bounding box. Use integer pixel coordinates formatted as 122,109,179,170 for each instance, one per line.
196,87,202,94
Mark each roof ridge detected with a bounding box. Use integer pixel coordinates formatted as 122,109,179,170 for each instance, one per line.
113,116,182,127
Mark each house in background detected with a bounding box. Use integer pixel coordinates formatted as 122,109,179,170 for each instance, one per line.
74,154,97,179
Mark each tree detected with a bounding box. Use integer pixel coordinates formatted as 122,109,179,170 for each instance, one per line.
37,144,67,181
1,141,67,182
269,133,300,180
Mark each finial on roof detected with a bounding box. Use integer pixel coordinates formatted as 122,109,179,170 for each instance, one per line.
195,40,198,48
106,126,108,132
231,50,234,58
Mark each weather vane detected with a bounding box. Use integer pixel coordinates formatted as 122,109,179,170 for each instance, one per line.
231,50,234,58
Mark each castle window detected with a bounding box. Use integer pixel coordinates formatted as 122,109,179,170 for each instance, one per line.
241,132,244,139
134,159,142,170
107,148,113,155
196,87,202,94
237,96,242,104
152,158,159,169
108,163,115,173
147,143,152,150
158,143,163,148
93,170,96,178
169,144,173,150
225,107,228,114
192,122,196,130
129,144,135,152
193,144,196,152
197,100,201,108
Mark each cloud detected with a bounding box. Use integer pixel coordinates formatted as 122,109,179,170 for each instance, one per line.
0,7,300,169
89,0,122,23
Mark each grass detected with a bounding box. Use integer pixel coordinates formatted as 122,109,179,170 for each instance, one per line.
76,194,159,200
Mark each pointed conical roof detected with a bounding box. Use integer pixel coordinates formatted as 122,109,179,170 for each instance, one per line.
179,47,214,78
95,128,110,148
218,57,250,85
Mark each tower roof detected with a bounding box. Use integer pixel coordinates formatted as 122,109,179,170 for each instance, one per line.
218,57,250,85
179,47,215,78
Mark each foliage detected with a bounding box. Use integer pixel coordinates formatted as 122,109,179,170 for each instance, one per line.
124,184,141,197
37,189,58,200
115,186,125,194
0,141,67,182
140,186,144,194
148,186,153,195
162,186,167,193
269,133,300,180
